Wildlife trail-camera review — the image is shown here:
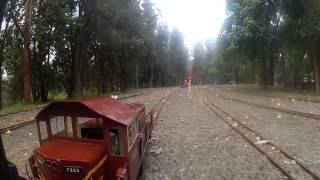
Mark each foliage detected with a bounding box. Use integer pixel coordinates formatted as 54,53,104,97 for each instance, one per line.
208,0,320,92
0,0,188,107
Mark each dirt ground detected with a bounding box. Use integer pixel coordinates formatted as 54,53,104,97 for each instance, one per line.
3,85,320,179
141,87,285,180
207,86,320,178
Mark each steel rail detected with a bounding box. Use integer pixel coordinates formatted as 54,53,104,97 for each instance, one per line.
210,99,320,180
215,93,320,121
203,93,320,180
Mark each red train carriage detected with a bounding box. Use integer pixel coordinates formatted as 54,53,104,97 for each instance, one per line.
26,96,154,180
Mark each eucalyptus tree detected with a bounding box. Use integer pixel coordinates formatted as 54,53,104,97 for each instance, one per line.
279,0,320,92
168,29,188,85
192,42,208,85
7,0,33,102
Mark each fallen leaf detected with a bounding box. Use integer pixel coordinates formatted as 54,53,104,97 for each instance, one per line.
225,136,231,140
150,148,162,156
255,140,269,145
283,160,296,165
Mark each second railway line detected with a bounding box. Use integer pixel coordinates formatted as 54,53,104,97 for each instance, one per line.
205,86,320,180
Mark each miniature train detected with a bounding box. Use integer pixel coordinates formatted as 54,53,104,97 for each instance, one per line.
26,96,155,180
181,73,192,88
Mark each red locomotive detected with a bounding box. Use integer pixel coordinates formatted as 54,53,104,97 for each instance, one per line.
26,96,155,180
181,73,192,88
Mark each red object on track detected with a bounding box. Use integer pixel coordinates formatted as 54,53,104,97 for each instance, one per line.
26,96,152,180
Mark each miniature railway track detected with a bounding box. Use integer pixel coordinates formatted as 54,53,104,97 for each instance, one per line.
0,93,146,134
203,92,320,180
214,92,320,121
214,86,320,103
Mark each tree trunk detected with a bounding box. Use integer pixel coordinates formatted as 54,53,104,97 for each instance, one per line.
0,63,2,110
268,57,274,86
120,47,128,92
23,0,33,103
149,64,154,88
256,58,267,90
71,24,89,97
232,60,236,84
135,60,139,89
71,30,83,97
97,55,104,95
313,43,320,93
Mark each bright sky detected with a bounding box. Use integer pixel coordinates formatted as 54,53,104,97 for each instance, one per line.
151,0,227,49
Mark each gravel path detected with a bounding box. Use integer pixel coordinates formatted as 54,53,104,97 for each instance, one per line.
1,87,175,177
141,87,284,180
212,86,320,116
208,87,320,178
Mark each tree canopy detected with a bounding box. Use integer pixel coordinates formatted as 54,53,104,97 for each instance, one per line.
0,0,189,108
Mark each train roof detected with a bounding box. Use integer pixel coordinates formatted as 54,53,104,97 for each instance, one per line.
127,103,145,114
35,96,139,126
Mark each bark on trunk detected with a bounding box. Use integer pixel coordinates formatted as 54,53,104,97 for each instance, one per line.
313,45,320,93
232,61,236,84
256,58,267,90
268,57,274,86
135,60,139,89
0,63,2,110
149,64,154,88
71,30,83,97
23,0,33,103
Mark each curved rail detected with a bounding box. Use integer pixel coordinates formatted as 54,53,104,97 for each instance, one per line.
203,92,320,180
214,93,320,121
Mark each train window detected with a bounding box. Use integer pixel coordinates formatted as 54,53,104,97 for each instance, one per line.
77,118,104,140
38,121,48,144
81,128,104,140
110,129,121,155
128,119,138,149
50,116,73,137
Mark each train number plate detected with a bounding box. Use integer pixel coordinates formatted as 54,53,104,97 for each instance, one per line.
64,166,83,174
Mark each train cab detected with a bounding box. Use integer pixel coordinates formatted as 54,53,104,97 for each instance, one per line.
26,96,151,180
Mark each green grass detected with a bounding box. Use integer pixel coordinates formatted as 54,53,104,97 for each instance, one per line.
0,88,151,116
0,102,45,116
221,84,320,102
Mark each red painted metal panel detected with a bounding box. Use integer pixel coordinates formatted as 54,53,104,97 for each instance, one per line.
36,97,138,125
